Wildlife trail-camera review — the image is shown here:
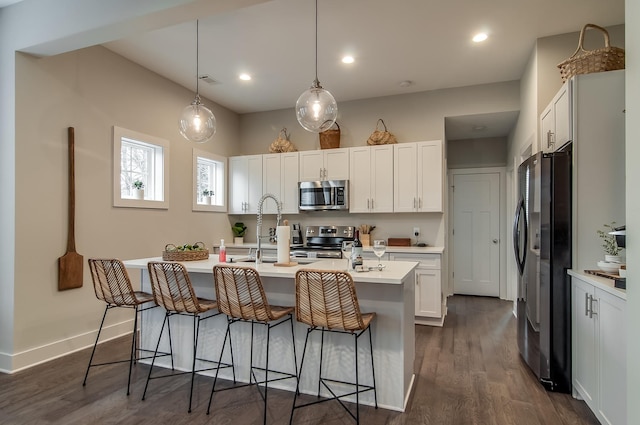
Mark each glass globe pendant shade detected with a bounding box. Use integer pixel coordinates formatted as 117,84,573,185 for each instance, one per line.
179,94,216,143
296,79,338,133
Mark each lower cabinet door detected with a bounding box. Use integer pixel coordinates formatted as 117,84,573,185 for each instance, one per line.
572,278,598,408
415,268,441,318
596,288,626,425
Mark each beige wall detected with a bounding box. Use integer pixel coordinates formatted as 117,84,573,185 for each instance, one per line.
239,81,520,154
12,45,240,367
448,137,507,169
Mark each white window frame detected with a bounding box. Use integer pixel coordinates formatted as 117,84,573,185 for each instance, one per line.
193,148,227,212
113,126,170,209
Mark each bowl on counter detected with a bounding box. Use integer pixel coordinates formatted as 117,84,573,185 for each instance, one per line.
597,261,621,274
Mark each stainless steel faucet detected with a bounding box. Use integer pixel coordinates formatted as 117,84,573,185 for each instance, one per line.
255,193,282,264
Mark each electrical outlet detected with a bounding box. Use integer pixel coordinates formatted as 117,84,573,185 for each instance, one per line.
413,227,420,236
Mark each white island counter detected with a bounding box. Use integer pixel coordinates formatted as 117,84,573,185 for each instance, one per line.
123,256,418,412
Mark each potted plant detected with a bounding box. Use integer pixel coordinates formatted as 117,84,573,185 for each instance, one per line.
133,180,144,200
202,189,214,205
597,222,622,263
232,222,247,245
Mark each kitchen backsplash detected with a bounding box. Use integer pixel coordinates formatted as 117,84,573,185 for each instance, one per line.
228,211,445,247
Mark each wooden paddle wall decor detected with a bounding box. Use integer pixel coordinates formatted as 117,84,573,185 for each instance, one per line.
58,126,83,290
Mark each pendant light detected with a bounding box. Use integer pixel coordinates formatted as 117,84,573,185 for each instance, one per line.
295,0,338,133
179,20,216,144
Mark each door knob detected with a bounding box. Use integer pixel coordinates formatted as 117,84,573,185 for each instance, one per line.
492,239,499,244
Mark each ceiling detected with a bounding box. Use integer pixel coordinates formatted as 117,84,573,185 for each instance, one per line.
88,0,624,139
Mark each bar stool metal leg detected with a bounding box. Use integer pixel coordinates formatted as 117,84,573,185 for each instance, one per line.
83,305,110,388
369,326,378,408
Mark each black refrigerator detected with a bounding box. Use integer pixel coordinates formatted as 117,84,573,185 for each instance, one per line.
513,142,572,393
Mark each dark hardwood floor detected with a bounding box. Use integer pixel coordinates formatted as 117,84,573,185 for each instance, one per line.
0,296,598,424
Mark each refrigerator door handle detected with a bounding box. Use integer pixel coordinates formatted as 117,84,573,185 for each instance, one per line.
513,197,528,275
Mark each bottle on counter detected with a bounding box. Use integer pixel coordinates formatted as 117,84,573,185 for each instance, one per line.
219,239,227,263
352,230,363,269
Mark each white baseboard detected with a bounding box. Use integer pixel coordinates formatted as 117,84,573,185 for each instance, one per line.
0,319,133,374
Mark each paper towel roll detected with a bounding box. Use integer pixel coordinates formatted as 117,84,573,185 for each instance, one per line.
277,225,291,264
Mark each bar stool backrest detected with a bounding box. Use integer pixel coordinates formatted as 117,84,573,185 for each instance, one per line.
295,269,366,331
88,259,139,306
147,261,204,314
213,265,274,322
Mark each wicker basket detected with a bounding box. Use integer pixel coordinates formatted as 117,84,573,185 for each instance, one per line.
269,128,297,153
319,121,340,149
162,242,209,261
367,119,397,145
558,23,625,83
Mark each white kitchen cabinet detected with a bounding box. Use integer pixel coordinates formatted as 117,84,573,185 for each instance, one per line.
571,273,626,425
540,82,571,152
229,154,263,214
263,152,299,214
299,148,349,181
349,145,394,213
390,252,444,326
393,140,443,212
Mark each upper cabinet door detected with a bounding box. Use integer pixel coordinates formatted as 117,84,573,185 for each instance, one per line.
280,152,300,214
245,155,263,214
229,156,249,214
349,146,373,213
554,85,571,148
417,140,443,212
540,82,572,153
263,153,282,214
298,151,325,181
229,154,263,214
394,143,419,212
370,145,394,213
324,148,350,180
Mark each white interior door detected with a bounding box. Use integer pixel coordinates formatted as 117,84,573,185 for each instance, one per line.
453,172,500,296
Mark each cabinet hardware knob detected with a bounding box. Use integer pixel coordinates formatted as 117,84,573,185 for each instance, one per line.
492,239,498,244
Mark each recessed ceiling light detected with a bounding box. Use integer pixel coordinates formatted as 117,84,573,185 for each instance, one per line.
341,56,355,64
472,33,488,43
473,125,487,131
399,80,413,88
239,73,251,81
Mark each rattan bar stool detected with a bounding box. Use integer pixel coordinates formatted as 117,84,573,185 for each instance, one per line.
290,269,378,425
84,258,164,396
206,265,298,425
143,261,234,413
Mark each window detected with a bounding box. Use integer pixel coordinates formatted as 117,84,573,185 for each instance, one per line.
113,126,170,209
193,148,226,212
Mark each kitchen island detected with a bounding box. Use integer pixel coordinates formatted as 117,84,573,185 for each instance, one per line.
123,256,418,412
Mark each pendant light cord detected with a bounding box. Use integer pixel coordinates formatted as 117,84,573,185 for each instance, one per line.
196,20,200,96
314,0,318,83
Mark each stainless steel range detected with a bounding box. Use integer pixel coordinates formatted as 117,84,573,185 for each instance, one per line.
291,225,354,260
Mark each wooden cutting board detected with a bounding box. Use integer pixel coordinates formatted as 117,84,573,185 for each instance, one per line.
388,238,412,247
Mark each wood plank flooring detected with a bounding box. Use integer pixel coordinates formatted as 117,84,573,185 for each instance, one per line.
0,296,599,424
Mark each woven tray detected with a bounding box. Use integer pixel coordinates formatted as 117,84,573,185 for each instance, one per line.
162,242,209,261
584,269,619,280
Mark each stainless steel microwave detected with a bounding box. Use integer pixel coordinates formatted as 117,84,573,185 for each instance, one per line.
299,180,349,211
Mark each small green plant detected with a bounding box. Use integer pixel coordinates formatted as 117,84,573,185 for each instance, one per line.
232,222,247,238
133,180,144,190
597,222,621,256
202,189,214,196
